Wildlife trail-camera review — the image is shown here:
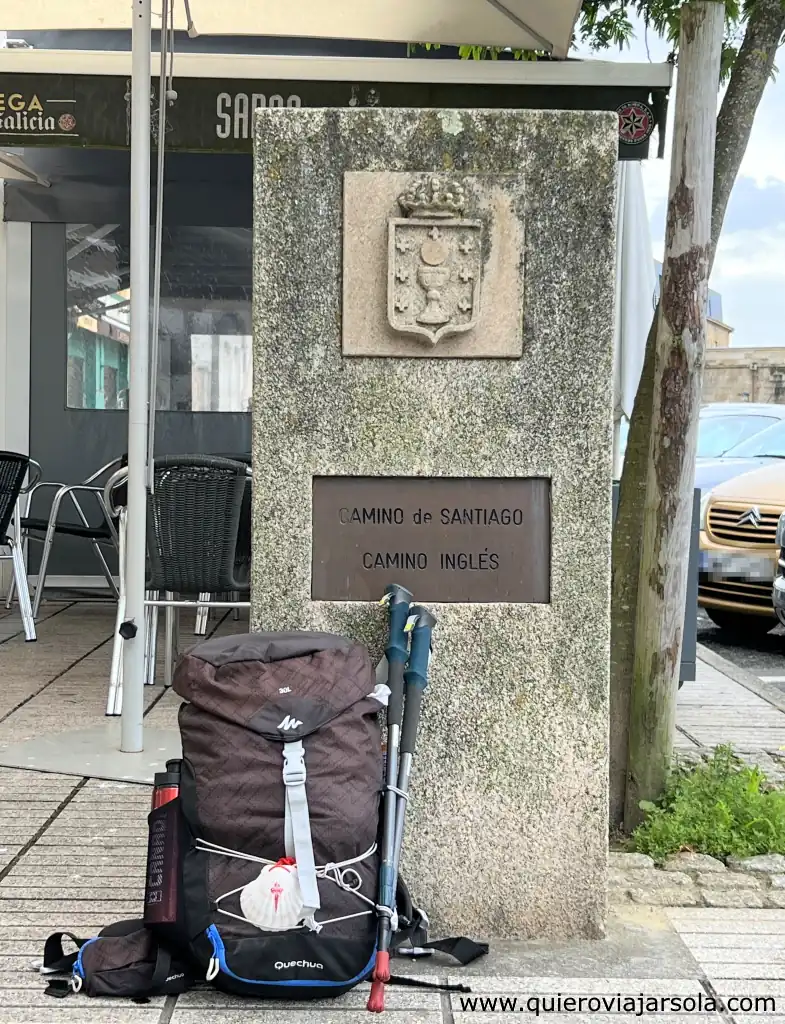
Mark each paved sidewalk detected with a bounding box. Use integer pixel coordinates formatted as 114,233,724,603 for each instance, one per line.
676,652,785,782
2,605,785,1021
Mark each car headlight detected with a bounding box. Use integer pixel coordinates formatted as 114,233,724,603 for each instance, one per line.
700,491,711,531
776,511,785,549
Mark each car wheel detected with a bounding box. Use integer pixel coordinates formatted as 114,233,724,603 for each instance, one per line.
705,608,775,636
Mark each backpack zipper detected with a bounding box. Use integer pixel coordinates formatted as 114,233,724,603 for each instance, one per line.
205,925,375,988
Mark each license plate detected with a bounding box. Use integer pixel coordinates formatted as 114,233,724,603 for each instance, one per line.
700,551,775,581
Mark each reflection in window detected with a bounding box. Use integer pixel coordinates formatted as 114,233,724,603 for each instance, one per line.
66,224,130,410
66,224,252,412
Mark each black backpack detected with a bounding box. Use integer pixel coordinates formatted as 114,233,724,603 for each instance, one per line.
41,632,486,1003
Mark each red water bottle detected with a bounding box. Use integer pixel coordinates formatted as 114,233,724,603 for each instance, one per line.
151,760,181,809
145,760,182,926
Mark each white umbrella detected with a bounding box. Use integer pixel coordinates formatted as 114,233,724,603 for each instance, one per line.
2,0,582,55
612,160,656,478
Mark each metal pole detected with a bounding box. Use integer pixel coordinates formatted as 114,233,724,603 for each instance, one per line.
122,0,152,753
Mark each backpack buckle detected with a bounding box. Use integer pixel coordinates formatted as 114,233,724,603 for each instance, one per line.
282,744,306,787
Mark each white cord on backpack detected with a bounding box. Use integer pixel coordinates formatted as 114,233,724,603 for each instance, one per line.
202,840,379,933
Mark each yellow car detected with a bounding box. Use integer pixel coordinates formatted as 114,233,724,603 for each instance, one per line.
699,461,785,634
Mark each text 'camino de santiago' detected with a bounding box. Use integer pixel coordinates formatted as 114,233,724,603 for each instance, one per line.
338,506,526,572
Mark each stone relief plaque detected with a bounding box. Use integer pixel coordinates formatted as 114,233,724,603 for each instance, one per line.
311,476,550,603
388,178,482,347
343,171,525,359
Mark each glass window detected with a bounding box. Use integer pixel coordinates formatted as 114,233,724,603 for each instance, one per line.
697,414,780,458
66,224,252,412
724,419,785,459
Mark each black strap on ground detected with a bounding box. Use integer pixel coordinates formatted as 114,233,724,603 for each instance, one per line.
41,932,88,974
44,979,73,999
418,936,489,966
389,974,473,994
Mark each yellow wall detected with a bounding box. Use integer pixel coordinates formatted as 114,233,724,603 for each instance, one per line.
707,317,733,348
704,347,785,404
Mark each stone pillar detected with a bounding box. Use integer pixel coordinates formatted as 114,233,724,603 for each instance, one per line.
252,108,617,940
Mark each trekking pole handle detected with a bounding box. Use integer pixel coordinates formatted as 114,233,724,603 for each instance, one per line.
400,606,436,755
381,584,413,733
382,583,413,665
404,606,436,686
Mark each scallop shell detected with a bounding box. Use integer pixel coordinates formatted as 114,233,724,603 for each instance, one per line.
240,861,305,932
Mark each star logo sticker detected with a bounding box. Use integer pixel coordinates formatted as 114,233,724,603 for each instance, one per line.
617,101,654,145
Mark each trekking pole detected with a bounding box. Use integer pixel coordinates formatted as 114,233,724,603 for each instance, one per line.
392,605,435,885
368,603,435,1014
368,583,412,1012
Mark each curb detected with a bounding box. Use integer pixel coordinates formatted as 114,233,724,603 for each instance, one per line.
697,643,785,716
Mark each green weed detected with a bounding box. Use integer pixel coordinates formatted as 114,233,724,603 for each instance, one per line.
632,745,785,862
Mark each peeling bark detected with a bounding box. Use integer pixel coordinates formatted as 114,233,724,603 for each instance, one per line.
623,1,724,830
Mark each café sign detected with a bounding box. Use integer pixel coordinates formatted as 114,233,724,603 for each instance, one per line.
0,73,664,159
0,89,78,139
215,91,302,139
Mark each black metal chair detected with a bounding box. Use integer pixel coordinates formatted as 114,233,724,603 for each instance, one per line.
0,452,40,641
194,452,252,635
105,455,251,714
19,455,127,617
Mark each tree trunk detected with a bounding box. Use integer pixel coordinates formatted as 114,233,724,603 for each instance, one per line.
624,0,725,829
609,308,658,829
610,0,785,831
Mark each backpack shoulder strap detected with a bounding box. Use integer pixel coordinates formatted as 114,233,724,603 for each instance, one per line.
282,739,320,925
41,932,89,975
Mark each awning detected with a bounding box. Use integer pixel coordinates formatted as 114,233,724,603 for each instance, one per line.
3,0,583,57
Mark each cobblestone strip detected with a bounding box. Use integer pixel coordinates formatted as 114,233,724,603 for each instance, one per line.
611,852,785,908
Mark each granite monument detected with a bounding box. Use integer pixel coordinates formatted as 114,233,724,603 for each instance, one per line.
252,107,617,939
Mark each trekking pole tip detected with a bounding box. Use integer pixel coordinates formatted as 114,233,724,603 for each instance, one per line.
367,977,387,1013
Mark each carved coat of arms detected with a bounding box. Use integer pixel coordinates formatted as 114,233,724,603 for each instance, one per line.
388,177,482,346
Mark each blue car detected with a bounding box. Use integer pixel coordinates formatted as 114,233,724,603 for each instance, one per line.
695,413,785,495
618,403,785,478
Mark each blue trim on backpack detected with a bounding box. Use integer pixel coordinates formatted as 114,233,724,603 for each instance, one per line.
74,937,101,980
206,925,376,988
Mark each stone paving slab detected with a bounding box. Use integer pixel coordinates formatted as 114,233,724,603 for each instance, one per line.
676,664,785,757
0,971,57,991
171,1014,441,1024
6,870,146,882
0,905,139,921
445,977,706,993
178,981,442,1009
452,1016,722,1024
0,990,166,1009
667,910,785,934
0,1009,162,1023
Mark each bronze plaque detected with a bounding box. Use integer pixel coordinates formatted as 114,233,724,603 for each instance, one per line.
311,477,550,603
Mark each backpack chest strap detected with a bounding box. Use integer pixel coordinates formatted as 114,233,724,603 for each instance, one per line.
282,740,321,921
